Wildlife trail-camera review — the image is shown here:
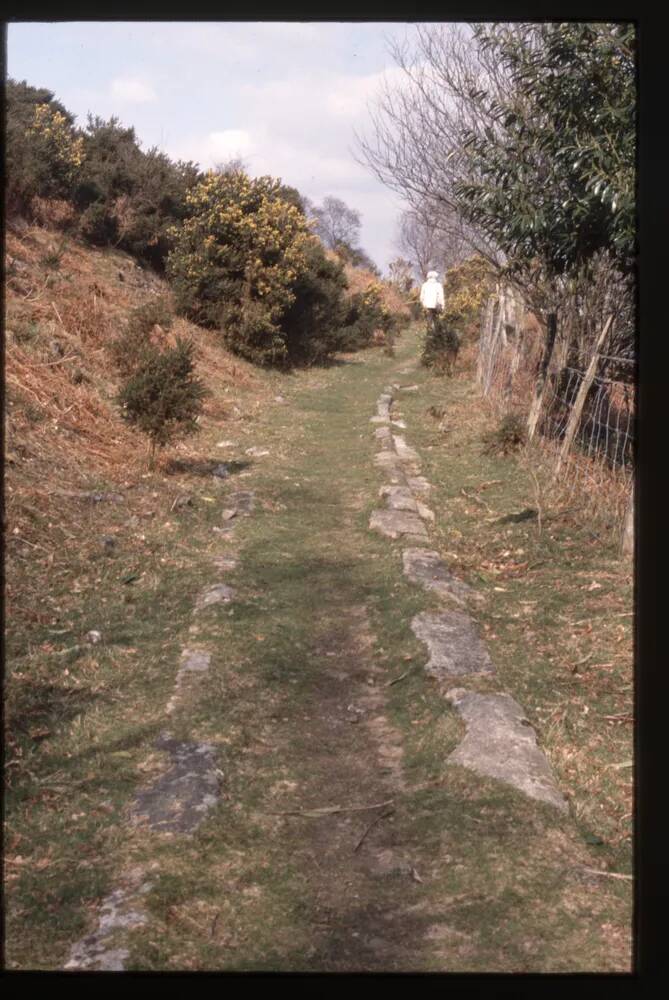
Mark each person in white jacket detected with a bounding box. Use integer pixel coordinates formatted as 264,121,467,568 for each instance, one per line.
419,270,445,333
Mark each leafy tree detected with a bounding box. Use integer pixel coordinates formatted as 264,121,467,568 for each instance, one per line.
455,22,635,277
116,336,208,467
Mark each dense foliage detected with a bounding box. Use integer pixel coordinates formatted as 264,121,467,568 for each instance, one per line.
116,336,208,465
6,80,84,215
166,169,312,366
455,22,635,278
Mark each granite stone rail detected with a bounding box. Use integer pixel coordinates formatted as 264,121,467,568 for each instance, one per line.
64,487,256,970
369,384,567,815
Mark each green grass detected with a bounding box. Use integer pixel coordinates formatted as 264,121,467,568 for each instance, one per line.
5,326,633,971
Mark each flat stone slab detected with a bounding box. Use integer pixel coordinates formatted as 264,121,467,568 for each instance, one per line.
131,735,220,833
374,426,393,445
411,611,495,678
370,509,428,541
407,476,431,496
403,549,481,606
370,415,390,425
416,501,435,522
374,450,406,476
445,689,568,812
379,485,419,512
195,583,234,609
64,870,152,970
393,435,421,464
225,489,256,514
179,648,211,673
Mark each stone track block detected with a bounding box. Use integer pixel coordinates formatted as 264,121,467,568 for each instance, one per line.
411,610,495,678
445,688,568,812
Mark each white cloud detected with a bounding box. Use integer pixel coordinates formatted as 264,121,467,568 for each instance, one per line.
110,76,157,103
205,129,255,163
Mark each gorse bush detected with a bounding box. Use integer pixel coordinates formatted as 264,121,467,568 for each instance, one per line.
6,80,84,217
339,283,386,351
166,169,312,366
109,298,174,378
116,336,208,466
277,238,349,365
74,116,200,268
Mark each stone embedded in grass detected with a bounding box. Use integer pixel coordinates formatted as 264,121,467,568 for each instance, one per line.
195,583,234,609
180,648,211,673
407,476,431,496
416,501,435,523
411,611,495,678
391,419,407,430
225,489,256,514
370,509,428,541
398,384,419,392
130,735,220,834
245,446,270,458
392,435,421,465
379,485,419,513
370,415,390,425
375,426,393,446
445,688,568,812
64,871,153,971
374,450,406,477
403,549,480,606
211,556,238,571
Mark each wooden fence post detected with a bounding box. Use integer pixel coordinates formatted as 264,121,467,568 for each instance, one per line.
527,312,558,441
483,286,506,397
621,481,634,557
553,314,614,479
478,295,496,388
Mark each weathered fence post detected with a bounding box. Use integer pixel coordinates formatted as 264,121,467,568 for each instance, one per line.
553,315,614,479
527,312,558,441
478,295,496,388
621,482,634,557
483,285,506,397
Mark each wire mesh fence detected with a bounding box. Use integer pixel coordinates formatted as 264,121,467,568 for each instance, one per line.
478,287,635,549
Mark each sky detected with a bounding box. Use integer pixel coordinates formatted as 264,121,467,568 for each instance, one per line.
7,20,431,273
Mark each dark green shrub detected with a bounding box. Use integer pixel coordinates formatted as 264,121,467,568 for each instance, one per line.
278,240,349,365
79,201,119,246
116,337,208,466
481,414,527,456
421,313,461,373
74,116,200,269
109,298,174,378
338,287,385,351
6,79,84,217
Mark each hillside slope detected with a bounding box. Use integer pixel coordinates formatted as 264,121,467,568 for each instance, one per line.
5,223,272,641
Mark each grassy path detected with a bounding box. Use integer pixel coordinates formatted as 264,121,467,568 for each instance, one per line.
6,326,632,971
